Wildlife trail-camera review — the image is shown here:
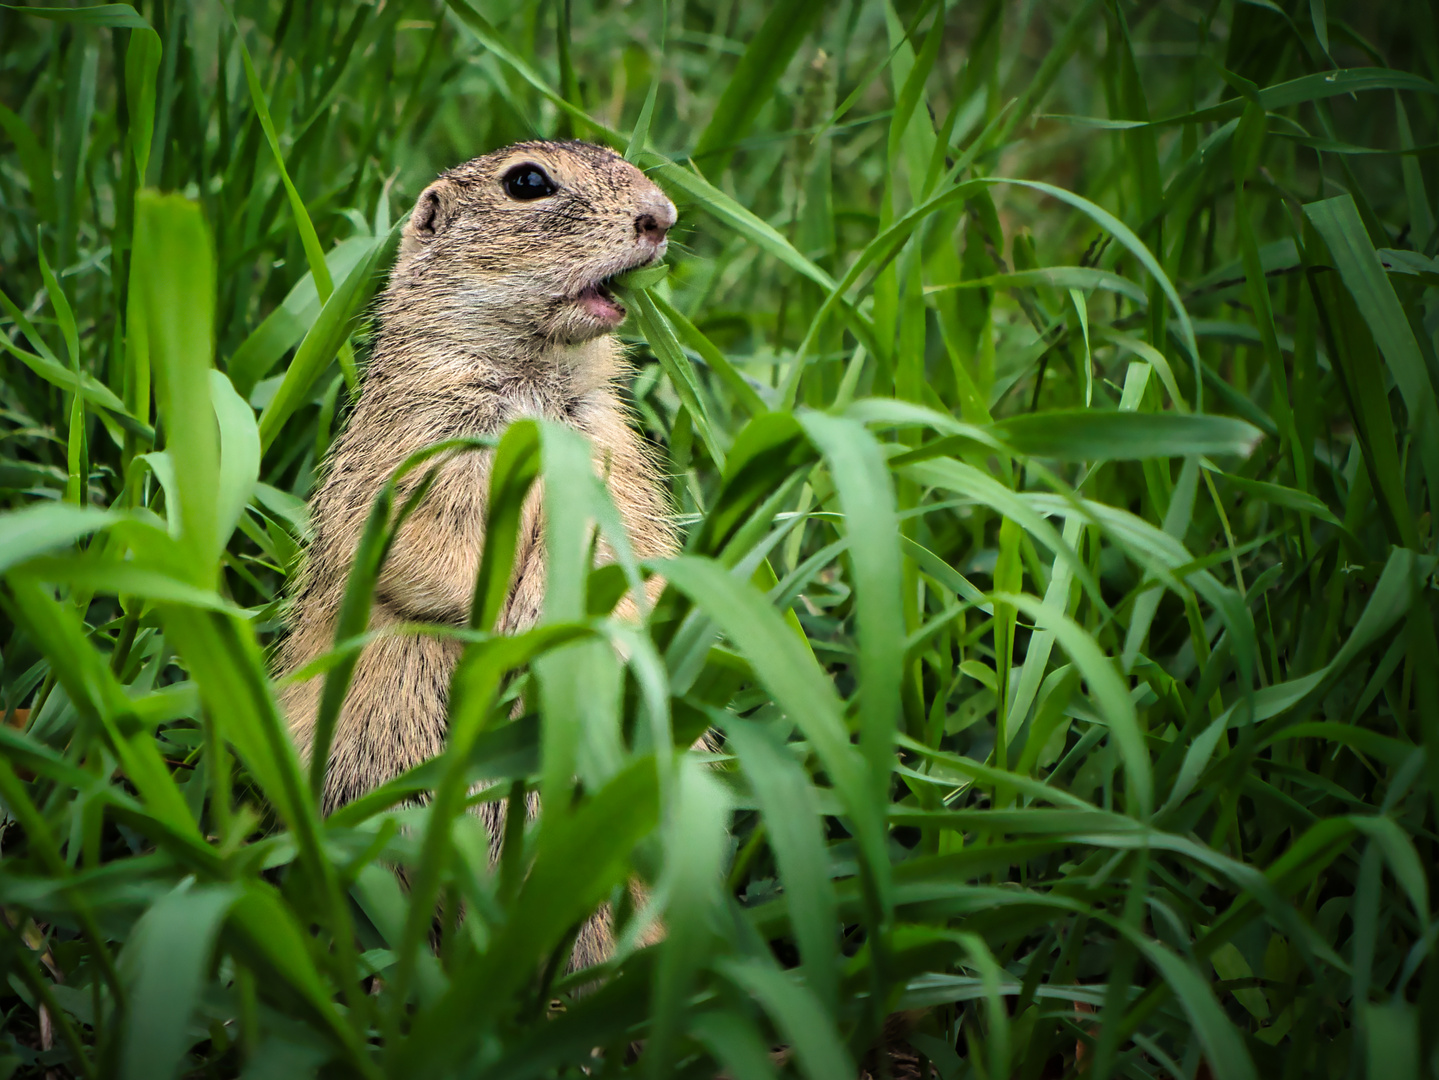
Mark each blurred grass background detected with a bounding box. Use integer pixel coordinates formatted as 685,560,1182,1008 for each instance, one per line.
1,1,1438,1078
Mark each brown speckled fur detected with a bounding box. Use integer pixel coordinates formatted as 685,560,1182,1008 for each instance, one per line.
277,141,680,966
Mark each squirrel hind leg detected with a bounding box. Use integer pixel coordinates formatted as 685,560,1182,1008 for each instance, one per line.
284,626,461,813
477,787,653,979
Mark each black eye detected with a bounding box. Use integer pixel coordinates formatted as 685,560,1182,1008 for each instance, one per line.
503,164,557,200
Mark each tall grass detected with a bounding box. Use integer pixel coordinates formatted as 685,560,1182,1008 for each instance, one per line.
1,1,1437,1077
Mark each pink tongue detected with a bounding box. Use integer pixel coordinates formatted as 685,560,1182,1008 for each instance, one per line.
579,287,624,324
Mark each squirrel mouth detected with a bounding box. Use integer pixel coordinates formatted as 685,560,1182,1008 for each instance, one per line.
575,276,626,326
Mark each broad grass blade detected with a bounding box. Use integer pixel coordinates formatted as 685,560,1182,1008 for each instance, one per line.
119,881,240,1080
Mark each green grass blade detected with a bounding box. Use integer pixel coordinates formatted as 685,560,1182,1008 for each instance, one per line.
720,715,838,1010
623,0,666,160
400,754,660,1072
2,577,197,835
689,1010,781,1080
628,287,726,467
231,21,334,303
118,881,241,1080
123,25,161,181
225,883,378,1077
256,228,392,452
659,555,892,912
691,0,826,170
1127,935,1258,1080
0,101,58,222
997,591,1152,819
649,291,768,418
0,503,118,574
471,420,541,631
228,235,376,397
133,192,218,584
210,370,259,555
648,757,730,1078
1305,194,1439,525
991,411,1262,461
798,413,902,799
716,957,856,1080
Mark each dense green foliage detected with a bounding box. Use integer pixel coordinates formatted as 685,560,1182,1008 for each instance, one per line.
2,0,1438,1077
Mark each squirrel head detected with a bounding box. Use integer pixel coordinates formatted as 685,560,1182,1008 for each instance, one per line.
392,140,676,348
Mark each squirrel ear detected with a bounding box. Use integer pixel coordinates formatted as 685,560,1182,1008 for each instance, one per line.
416,191,441,233
414,188,444,235
404,180,457,250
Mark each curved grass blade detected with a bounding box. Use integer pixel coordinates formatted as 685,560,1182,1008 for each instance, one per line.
119,880,240,1080
1305,194,1439,522
228,235,376,397
628,287,726,467
398,753,660,1073
210,370,259,554
1126,935,1258,1080
2,577,197,835
230,16,334,302
720,714,838,1011
995,591,1153,819
716,957,856,1080
256,227,393,452
924,265,1149,305
1,4,149,27
991,411,1262,461
224,883,379,1077
1048,67,1437,131
649,291,768,418
0,503,118,574
648,757,730,1078
798,412,902,801
689,1010,782,1080
691,0,826,171
307,436,494,801
1,289,153,441
471,420,541,631
659,555,891,914
0,102,58,222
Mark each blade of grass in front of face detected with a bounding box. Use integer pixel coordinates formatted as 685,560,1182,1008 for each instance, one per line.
648,290,768,417
628,288,726,466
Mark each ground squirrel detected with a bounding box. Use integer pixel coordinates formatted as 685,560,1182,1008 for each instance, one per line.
278,140,679,822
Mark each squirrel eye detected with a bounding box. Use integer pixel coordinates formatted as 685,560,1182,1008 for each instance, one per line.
502,164,557,201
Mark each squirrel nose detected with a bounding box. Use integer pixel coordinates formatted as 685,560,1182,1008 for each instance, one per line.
635,196,677,245
635,212,669,243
